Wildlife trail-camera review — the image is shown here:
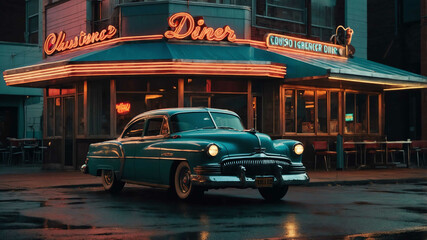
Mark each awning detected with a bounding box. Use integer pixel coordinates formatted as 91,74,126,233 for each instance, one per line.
273,50,427,90
3,40,288,87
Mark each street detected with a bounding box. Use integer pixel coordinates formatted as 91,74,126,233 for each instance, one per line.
0,175,426,240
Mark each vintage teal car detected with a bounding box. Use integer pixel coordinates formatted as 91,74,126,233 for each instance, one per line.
81,108,309,201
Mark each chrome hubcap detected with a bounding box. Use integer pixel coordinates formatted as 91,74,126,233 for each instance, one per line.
104,171,113,185
179,167,191,193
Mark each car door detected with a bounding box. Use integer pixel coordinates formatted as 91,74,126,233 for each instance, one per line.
133,116,166,183
119,118,147,181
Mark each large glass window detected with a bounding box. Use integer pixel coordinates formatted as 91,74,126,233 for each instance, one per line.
297,90,315,133
317,91,327,133
330,91,339,133
311,0,336,40
88,81,110,136
345,93,355,134
26,0,39,44
116,79,178,135
356,94,367,133
284,89,380,135
369,95,379,133
184,78,248,128
284,90,295,132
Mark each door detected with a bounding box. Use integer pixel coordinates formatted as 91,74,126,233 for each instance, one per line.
63,97,75,168
133,117,166,183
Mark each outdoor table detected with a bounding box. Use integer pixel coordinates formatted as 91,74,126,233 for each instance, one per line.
344,140,411,168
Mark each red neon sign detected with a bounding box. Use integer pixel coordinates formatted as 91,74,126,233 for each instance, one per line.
44,25,117,55
164,12,236,42
116,102,131,115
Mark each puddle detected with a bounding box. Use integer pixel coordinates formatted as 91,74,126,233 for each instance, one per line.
0,211,93,230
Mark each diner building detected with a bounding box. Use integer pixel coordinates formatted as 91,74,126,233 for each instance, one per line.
3,0,427,169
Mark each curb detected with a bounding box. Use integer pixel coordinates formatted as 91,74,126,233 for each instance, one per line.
306,177,427,187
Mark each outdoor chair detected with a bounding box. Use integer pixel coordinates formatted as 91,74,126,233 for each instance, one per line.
387,142,406,165
312,141,336,171
343,142,357,168
411,140,427,167
7,138,24,165
364,141,384,166
0,142,9,164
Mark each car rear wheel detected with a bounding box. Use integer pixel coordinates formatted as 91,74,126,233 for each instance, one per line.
101,169,125,193
258,185,289,201
173,161,204,200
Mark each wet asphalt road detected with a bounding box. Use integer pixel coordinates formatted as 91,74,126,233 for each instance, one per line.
0,181,426,240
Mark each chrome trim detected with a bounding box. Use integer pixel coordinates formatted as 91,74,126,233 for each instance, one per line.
192,173,309,189
80,164,88,174
122,179,170,189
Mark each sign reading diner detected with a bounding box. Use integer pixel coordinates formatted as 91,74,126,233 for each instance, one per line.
164,12,236,42
266,33,345,56
44,25,117,55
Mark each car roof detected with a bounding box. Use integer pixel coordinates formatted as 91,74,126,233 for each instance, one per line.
132,107,239,120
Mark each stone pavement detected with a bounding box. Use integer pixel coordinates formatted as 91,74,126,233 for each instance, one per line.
0,165,425,190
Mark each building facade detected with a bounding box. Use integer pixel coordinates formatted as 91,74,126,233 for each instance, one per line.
0,0,43,147
3,0,426,169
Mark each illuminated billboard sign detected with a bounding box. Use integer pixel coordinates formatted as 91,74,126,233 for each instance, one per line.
44,25,117,55
266,33,346,56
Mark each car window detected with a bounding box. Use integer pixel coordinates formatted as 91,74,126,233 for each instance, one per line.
211,113,244,131
145,118,164,136
122,119,145,138
170,112,215,133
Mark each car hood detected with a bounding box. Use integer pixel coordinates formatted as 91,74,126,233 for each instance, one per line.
177,129,277,155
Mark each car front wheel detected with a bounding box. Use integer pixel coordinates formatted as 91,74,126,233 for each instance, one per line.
173,161,204,200
101,169,125,193
258,185,289,201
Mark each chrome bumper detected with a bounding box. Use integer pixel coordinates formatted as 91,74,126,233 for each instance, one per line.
191,173,309,189
80,164,88,174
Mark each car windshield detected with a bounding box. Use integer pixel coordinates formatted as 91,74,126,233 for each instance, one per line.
170,112,244,133
211,112,244,131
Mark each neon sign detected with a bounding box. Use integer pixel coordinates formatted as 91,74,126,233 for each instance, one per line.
266,33,346,56
116,102,131,115
164,12,236,42
44,25,117,55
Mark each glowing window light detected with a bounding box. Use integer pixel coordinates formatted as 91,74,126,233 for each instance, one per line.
116,102,131,115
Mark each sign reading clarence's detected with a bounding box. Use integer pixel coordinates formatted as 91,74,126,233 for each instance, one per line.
44,25,117,55
164,12,236,42
266,33,345,56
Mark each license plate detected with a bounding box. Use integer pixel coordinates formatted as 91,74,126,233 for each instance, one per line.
255,177,274,188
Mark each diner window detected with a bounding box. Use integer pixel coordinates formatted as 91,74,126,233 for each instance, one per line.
369,95,379,133
184,78,248,128
47,98,54,137
77,83,84,136
88,81,110,136
284,90,295,132
297,90,315,133
345,93,355,134
116,79,177,135
356,94,368,133
317,91,327,133
330,91,339,133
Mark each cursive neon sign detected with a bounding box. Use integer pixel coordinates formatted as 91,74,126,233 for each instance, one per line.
116,102,131,115
44,25,117,55
164,12,236,42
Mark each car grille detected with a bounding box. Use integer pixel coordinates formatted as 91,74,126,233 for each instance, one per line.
221,157,291,177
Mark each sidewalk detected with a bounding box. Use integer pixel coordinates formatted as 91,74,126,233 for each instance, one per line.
0,165,426,189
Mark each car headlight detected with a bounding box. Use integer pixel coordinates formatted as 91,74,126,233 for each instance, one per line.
293,143,304,155
206,144,219,157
